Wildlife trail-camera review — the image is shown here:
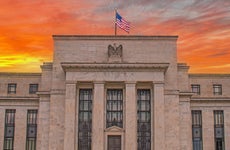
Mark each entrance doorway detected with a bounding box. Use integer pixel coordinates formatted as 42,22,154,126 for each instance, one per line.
108,135,121,150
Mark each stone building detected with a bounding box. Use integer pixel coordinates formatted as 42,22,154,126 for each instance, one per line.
0,35,229,150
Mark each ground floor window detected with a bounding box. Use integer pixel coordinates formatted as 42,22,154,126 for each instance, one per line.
4,109,16,150
26,110,38,150
78,89,92,150
214,110,225,150
192,110,203,150
137,89,151,150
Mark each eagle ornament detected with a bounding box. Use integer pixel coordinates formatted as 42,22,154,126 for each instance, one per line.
108,44,122,58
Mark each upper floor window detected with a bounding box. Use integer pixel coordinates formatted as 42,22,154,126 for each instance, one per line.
213,84,222,95
8,83,17,94
106,89,123,128
29,84,38,94
191,84,200,95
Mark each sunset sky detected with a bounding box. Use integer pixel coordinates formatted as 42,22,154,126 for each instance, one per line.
0,0,229,73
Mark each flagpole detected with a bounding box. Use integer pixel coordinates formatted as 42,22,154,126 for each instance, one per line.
115,9,117,36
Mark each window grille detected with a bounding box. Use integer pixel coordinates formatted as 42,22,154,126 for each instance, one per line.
213,85,222,95
29,84,38,94
106,89,123,128
78,89,92,150
214,110,225,150
192,110,203,150
26,110,38,150
8,84,17,94
137,89,151,150
4,109,16,150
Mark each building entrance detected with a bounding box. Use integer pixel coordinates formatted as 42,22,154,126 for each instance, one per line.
108,135,121,150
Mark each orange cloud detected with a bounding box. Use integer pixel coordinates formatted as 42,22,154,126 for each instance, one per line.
0,0,229,73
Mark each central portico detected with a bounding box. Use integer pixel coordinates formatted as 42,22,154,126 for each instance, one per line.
43,35,181,150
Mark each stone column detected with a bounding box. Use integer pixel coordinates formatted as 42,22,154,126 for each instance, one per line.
153,82,165,150
125,82,137,150
64,83,76,150
92,82,105,150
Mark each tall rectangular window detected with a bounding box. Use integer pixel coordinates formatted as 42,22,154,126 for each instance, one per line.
8,84,17,94
214,110,225,150
29,84,39,94
26,110,38,150
192,110,203,150
191,84,200,95
137,89,151,150
106,89,123,128
4,109,16,150
213,85,222,95
78,89,92,150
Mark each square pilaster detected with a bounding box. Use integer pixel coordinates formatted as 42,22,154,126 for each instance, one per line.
153,82,165,150
125,82,137,150
92,82,105,150
64,83,76,150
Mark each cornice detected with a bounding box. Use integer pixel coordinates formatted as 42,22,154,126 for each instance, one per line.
0,72,41,77
53,35,178,41
36,91,50,97
191,97,230,101
189,74,230,78
40,62,53,71
0,96,39,101
61,62,169,73
179,91,193,97
177,63,190,71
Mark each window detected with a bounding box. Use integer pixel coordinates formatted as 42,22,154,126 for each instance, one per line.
191,84,200,95
29,84,38,94
26,110,38,150
78,89,92,150
106,89,123,128
213,84,222,95
192,110,203,150
137,89,151,150
4,109,16,150
8,84,17,94
214,110,225,150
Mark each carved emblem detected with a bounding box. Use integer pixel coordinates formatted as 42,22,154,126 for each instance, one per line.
108,44,122,58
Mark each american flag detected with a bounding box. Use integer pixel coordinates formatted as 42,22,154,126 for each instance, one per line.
115,12,130,33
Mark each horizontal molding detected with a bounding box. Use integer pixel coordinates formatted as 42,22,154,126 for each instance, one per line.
191,97,230,104
0,72,41,77
0,96,39,101
189,74,230,78
61,62,169,72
